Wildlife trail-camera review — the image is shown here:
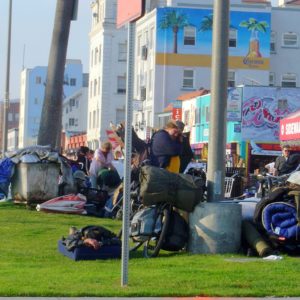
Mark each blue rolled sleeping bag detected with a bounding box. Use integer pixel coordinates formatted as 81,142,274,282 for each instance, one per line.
262,202,300,239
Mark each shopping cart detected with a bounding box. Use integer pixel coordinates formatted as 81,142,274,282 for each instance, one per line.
224,177,235,198
224,173,244,198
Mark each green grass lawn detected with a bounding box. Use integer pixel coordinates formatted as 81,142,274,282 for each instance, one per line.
0,201,300,297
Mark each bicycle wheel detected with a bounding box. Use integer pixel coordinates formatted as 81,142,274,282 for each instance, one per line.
117,228,145,252
143,207,170,258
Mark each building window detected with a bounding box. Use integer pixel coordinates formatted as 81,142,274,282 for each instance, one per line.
149,69,153,92
137,35,142,56
229,29,237,48
34,98,39,105
89,112,92,129
282,32,298,48
98,76,101,95
91,50,93,67
93,110,96,128
36,76,42,84
270,31,276,53
269,72,275,86
94,47,98,65
205,106,210,123
69,98,75,107
182,69,194,89
99,44,102,63
184,26,196,46
228,71,235,87
116,108,125,124
94,79,97,96
150,27,154,49
8,113,13,122
118,43,127,61
195,107,201,124
69,118,75,126
281,73,297,87
70,78,76,86
117,76,126,94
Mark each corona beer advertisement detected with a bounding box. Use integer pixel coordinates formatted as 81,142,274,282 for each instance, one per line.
156,7,271,70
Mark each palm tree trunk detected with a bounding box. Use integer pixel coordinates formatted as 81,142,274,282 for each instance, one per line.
37,0,76,151
173,27,178,54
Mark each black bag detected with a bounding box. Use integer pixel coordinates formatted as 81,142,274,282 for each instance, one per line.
161,210,189,251
62,225,120,251
79,187,108,207
140,165,204,212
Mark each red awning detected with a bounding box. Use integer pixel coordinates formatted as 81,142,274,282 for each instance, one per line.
280,110,300,142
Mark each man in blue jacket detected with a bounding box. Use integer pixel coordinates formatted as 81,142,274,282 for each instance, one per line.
150,120,182,173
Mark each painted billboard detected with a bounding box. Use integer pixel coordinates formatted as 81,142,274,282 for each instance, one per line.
156,8,271,70
241,87,300,142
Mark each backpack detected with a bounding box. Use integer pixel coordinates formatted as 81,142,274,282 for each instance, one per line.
161,209,189,251
130,206,162,242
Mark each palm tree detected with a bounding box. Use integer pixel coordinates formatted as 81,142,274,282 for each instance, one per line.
38,0,76,150
239,18,269,58
159,10,190,54
199,14,213,32
199,14,237,33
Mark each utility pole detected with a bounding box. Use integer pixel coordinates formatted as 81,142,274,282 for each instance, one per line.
207,0,230,202
2,0,12,153
37,0,77,150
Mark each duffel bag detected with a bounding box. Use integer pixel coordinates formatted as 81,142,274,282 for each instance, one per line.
140,165,204,212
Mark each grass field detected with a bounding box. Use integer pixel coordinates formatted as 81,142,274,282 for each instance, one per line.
0,201,300,297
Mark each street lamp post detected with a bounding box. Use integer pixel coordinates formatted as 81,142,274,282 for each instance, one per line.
2,0,12,153
207,0,230,202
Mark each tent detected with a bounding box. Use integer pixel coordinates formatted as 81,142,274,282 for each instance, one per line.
280,109,300,146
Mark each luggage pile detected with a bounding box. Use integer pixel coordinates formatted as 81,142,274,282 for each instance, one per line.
245,171,300,256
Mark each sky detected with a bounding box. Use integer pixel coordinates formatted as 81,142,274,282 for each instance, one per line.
0,0,278,100
0,0,93,100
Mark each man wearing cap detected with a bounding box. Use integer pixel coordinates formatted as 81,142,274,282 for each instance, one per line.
175,120,194,173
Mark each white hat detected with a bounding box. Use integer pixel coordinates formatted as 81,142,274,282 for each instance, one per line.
287,171,300,185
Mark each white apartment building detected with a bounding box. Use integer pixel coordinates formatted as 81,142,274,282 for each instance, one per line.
19,60,85,148
62,73,89,136
87,0,127,150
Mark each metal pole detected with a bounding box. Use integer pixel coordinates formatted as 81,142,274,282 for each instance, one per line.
2,0,12,153
121,21,135,287
207,0,230,202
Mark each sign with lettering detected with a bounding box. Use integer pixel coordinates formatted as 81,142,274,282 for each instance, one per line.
280,110,300,141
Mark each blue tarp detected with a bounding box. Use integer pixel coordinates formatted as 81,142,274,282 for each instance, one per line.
0,158,14,198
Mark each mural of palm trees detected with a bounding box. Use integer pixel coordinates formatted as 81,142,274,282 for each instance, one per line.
159,10,190,54
239,18,269,58
199,14,213,32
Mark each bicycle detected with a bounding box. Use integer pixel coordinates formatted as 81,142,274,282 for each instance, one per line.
118,202,172,258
